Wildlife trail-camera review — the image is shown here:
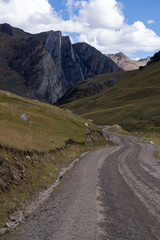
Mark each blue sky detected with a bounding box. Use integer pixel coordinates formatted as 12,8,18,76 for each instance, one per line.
122,0,160,34
0,0,160,59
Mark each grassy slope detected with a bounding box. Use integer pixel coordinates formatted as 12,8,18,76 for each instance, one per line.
57,70,136,104
0,90,101,151
155,149,160,160
0,90,107,228
62,61,160,132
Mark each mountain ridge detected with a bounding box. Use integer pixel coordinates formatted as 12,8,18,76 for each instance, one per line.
0,23,122,104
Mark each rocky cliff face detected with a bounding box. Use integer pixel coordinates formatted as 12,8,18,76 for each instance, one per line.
147,51,160,64
0,23,122,104
73,43,122,79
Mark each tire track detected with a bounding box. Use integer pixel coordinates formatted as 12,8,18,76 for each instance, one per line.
118,139,160,224
98,131,160,239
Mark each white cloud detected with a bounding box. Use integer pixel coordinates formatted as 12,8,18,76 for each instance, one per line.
147,19,155,24
0,0,51,24
81,21,160,54
0,0,61,32
0,0,160,55
66,0,81,17
76,0,125,29
73,0,160,54
0,0,86,33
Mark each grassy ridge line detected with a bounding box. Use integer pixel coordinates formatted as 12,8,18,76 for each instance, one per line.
61,61,160,132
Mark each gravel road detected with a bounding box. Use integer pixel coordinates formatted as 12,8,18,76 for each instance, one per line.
3,129,160,240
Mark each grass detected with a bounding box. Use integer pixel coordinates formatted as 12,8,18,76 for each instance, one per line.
57,70,136,104
0,90,108,228
0,90,100,151
61,61,160,133
155,149,160,160
108,125,131,135
138,132,160,145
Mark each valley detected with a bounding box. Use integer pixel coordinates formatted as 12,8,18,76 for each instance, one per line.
0,21,160,240
60,53,160,135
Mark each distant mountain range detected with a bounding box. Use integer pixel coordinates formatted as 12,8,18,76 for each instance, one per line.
106,52,150,71
0,23,122,104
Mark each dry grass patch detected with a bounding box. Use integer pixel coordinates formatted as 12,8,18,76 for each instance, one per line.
155,149,160,160
0,90,99,151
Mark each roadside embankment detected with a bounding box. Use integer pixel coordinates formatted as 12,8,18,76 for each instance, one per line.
0,90,110,231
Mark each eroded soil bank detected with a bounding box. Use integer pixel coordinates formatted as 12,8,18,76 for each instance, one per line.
0,130,109,232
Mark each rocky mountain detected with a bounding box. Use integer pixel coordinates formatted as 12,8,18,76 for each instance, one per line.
106,52,150,71
0,23,122,104
147,51,160,65
73,43,122,78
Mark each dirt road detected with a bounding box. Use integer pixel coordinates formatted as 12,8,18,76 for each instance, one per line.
3,129,160,239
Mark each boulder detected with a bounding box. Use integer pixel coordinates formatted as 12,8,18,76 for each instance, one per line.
20,114,29,121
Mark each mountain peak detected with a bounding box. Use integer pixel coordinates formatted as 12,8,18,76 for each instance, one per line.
115,52,130,60
0,23,13,36
0,23,31,39
106,52,150,71
149,51,160,63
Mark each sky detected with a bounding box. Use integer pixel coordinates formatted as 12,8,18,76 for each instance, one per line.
0,0,160,59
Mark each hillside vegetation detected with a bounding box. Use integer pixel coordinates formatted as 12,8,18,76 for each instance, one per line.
57,70,136,105
0,90,107,228
61,60,160,133
0,90,102,151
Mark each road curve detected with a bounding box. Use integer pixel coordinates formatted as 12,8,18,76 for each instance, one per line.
3,130,160,240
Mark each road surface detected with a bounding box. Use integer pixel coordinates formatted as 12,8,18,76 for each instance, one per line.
3,129,160,240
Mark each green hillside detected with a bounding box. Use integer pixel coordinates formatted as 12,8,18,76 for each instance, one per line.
61,61,160,133
0,90,102,151
57,70,136,105
0,90,107,228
